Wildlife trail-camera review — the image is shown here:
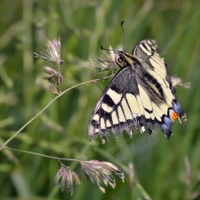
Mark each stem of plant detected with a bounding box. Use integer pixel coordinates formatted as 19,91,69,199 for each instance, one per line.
0,76,112,151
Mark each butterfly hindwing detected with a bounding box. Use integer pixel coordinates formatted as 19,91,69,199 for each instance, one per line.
133,40,186,136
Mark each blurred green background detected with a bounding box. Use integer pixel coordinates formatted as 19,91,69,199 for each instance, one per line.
0,0,200,199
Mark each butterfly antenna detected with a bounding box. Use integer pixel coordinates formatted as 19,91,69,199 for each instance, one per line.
101,46,116,53
121,21,126,51
101,46,112,51
100,46,107,51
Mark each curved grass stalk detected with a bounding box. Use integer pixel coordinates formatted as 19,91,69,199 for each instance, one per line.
0,76,112,151
4,147,80,162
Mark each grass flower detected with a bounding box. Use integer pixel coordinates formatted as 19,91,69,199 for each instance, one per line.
169,76,190,88
54,164,81,195
91,46,123,75
34,38,63,66
42,66,63,85
34,38,64,93
80,160,125,193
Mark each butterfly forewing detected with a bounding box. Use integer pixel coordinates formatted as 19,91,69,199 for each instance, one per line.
88,66,140,139
88,39,187,141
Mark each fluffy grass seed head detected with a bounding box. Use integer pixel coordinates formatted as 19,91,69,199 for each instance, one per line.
91,46,123,75
81,160,125,193
34,38,64,93
34,38,64,66
169,76,190,89
54,164,81,195
42,66,63,85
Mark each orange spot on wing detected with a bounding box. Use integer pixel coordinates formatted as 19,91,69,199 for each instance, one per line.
170,110,179,122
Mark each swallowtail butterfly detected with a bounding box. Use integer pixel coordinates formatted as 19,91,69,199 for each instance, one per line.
88,39,187,142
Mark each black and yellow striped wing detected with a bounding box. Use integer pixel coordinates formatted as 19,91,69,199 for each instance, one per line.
88,39,187,141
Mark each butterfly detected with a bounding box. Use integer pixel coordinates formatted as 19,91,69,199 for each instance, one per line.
88,39,187,142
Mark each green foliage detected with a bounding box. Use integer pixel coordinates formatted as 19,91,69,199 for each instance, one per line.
0,0,200,199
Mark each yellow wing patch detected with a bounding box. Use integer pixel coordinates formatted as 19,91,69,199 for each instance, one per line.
126,93,141,115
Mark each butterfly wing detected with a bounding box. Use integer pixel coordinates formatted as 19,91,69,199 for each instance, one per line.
88,65,144,140
132,40,187,137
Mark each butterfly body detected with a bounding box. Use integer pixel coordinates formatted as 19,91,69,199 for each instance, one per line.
88,40,186,141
